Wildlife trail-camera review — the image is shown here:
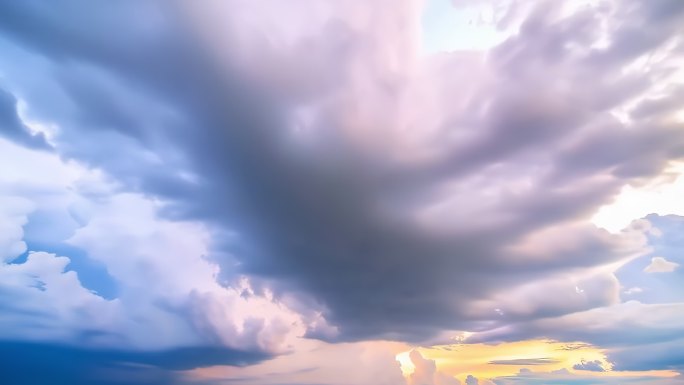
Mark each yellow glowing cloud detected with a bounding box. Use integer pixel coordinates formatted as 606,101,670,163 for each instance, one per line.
395,350,416,377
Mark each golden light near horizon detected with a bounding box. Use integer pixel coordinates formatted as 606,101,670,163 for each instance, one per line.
396,339,680,383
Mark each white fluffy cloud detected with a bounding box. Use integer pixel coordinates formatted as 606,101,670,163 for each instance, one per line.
0,196,31,263
0,250,112,343
0,137,323,354
644,256,680,273
64,192,303,352
408,350,462,385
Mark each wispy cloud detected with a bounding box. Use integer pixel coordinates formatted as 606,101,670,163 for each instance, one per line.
489,358,560,366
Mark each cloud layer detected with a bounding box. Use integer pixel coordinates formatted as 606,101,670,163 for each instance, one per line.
1,0,684,384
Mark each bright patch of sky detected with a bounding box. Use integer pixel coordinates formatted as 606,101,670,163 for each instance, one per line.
592,163,684,233
421,0,508,53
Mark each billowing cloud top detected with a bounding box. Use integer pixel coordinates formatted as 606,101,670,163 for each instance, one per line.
1,0,684,384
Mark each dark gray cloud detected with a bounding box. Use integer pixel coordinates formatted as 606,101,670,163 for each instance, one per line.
0,0,683,348
0,340,268,385
0,87,50,149
609,338,684,372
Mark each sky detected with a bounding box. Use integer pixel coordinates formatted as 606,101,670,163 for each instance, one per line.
0,0,683,384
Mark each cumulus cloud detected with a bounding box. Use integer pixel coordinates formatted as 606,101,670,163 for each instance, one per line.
644,256,680,273
67,192,314,353
573,359,606,372
0,138,322,374
462,374,495,385
0,250,111,343
0,195,31,263
409,350,461,385
615,215,684,304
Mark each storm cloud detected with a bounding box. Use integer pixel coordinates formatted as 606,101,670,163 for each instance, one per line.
1,0,684,383
4,0,682,341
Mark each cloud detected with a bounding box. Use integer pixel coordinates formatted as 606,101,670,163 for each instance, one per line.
464,374,495,385
0,195,31,263
609,337,684,372
66,192,322,353
0,87,50,150
614,215,684,304
624,287,644,295
0,2,684,383
468,301,684,348
489,358,560,366
572,359,606,372
0,137,320,380
0,340,266,385
2,0,680,343
189,339,407,385
492,367,684,385
464,216,684,374
644,257,680,273
0,250,113,343
409,350,461,385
